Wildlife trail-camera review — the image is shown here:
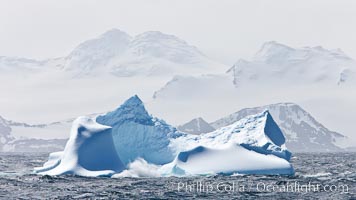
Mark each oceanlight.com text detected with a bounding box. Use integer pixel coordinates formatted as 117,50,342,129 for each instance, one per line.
176,181,349,194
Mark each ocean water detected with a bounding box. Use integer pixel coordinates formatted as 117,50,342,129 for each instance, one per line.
0,152,354,199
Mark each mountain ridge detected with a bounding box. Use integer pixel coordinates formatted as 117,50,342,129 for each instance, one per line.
0,29,226,77
229,41,356,86
177,117,216,134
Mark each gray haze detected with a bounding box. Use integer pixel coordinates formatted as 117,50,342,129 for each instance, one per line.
1,0,356,64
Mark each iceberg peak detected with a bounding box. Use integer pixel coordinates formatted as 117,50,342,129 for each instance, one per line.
262,109,271,116
122,95,144,107
97,95,152,126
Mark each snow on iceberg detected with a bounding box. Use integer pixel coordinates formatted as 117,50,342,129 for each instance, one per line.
163,110,293,175
36,95,294,177
165,145,293,175
34,116,124,177
202,110,291,161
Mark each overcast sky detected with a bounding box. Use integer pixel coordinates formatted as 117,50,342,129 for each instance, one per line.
1,0,356,64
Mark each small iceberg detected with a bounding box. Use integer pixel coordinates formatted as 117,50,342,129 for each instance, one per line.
35,95,294,177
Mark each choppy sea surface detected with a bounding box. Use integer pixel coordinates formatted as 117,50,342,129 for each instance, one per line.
0,152,355,199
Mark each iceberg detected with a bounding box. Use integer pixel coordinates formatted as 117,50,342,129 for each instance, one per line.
36,95,294,177
34,116,124,176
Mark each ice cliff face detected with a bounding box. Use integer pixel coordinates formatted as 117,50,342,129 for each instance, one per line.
96,95,179,165
211,103,347,152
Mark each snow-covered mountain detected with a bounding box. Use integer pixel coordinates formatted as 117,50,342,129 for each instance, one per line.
0,115,67,152
177,117,215,134
1,36,355,147
63,29,132,76
210,103,347,152
0,29,226,78
0,57,43,73
6,118,73,140
149,42,356,146
152,74,234,99
4,138,67,152
65,29,226,77
228,41,356,86
0,116,13,149
0,56,65,78
153,41,356,100
0,29,228,124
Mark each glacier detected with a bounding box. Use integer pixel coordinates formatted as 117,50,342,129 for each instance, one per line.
35,95,294,177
